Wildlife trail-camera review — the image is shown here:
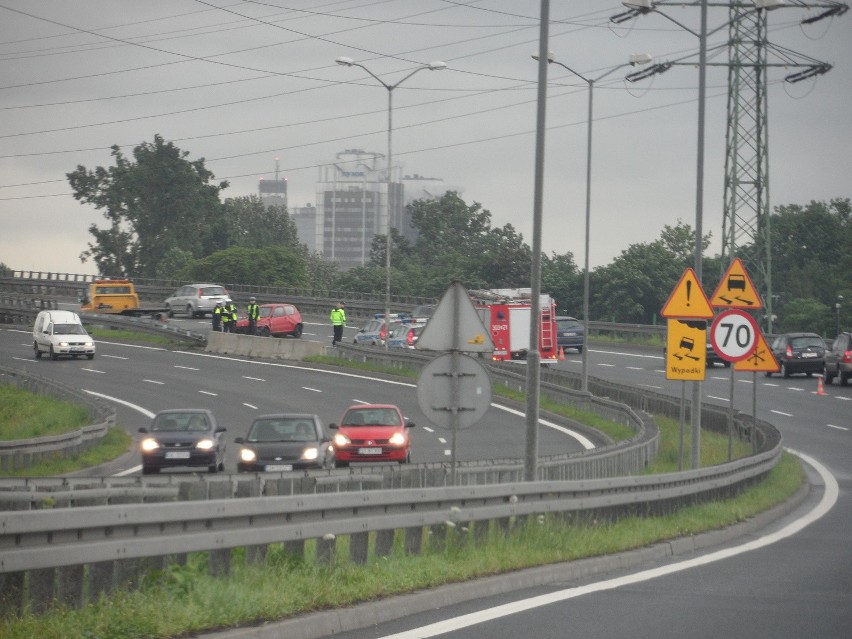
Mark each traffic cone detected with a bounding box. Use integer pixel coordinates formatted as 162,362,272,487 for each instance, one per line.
558,346,565,361
816,375,826,396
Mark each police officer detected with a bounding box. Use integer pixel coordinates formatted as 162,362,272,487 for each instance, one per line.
212,301,223,332
222,298,237,333
246,297,260,335
330,301,346,346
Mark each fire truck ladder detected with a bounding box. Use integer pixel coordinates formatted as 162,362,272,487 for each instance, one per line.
540,309,554,353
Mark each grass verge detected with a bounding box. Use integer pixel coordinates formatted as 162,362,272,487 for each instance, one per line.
0,449,803,638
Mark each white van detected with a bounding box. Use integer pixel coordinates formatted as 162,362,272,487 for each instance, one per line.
32,310,96,360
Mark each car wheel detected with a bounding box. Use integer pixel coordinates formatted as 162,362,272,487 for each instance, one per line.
824,366,835,385
166,305,174,318
187,304,195,318
141,466,159,475
292,324,303,338
208,463,218,473
576,346,583,354
217,460,225,472
840,371,850,386
723,361,731,368
49,345,58,361
334,460,349,468
781,362,790,378
33,342,42,359
259,326,271,337
87,354,94,360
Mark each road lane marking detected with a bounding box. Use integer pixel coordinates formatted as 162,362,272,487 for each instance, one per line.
423,427,435,433
198,390,218,396
143,379,164,385
243,403,258,410
707,395,729,402
597,363,615,367
175,365,199,371
438,438,447,444
82,368,106,374
374,451,837,639
243,376,266,382
100,354,128,360
303,387,322,393
827,424,848,431
771,409,793,417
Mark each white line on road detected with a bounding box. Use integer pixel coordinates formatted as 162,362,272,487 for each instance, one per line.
303,387,322,393
597,363,616,368
100,354,128,360
198,390,218,396
438,438,447,444
374,451,837,639
243,376,266,382
175,365,199,371
707,395,729,402
771,409,793,417
626,366,644,371
243,403,258,410
143,379,164,385
827,424,848,431
423,427,435,433
82,368,106,374
444,450,451,456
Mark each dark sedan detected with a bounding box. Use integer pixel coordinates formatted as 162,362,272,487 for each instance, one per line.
765,332,826,378
234,414,334,472
138,409,226,474
824,331,851,386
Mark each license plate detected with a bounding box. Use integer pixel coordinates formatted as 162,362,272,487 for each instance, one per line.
265,464,293,472
165,451,190,459
358,447,382,455
70,348,84,352
801,352,817,358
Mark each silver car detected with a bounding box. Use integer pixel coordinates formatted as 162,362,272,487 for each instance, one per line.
165,283,229,318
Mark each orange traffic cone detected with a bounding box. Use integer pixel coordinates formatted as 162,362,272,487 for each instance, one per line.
816,375,826,396
558,346,565,361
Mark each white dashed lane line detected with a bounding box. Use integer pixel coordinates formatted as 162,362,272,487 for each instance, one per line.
198,390,218,396
143,379,164,385
303,387,322,393
175,365,199,371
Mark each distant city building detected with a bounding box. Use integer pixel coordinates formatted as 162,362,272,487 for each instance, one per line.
290,204,318,253
400,174,460,242
258,158,288,209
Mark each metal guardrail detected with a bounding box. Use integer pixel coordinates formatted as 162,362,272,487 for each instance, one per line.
0,366,117,472
0,438,780,614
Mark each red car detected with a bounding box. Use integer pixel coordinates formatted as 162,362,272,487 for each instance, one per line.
235,303,303,338
329,404,415,467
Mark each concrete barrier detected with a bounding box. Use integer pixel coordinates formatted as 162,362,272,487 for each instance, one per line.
205,331,325,360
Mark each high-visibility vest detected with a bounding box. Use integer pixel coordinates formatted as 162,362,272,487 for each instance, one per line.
247,303,260,320
330,308,346,325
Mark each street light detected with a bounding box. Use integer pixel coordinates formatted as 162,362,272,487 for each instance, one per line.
532,52,651,393
837,295,843,337
336,57,447,348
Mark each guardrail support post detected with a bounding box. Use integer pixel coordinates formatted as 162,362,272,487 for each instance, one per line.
316,536,336,565
0,571,25,617
349,532,369,565
404,527,423,556
374,529,394,557
27,567,54,614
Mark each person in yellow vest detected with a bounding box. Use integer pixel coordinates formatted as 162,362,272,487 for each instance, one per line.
222,299,237,333
246,297,260,335
212,301,223,332
330,302,346,346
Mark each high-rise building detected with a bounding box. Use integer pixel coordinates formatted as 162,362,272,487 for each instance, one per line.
258,158,288,209
289,203,318,253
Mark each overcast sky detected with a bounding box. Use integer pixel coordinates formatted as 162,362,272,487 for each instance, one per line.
1,0,849,277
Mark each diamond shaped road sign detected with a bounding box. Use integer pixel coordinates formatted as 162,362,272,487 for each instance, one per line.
416,281,494,352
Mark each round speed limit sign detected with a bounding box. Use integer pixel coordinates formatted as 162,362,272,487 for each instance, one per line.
710,309,759,362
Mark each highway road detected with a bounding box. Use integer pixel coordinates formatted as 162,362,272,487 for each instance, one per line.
3,317,850,637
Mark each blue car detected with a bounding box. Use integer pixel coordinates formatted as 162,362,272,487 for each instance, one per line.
556,316,585,353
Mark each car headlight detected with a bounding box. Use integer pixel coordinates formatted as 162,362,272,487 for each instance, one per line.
140,438,159,452
389,432,407,446
301,447,319,461
84,341,94,348
240,448,256,462
333,433,350,446
195,438,215,450
58,341,70,347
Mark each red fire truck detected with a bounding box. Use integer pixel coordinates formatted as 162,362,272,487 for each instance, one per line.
469,288,559,363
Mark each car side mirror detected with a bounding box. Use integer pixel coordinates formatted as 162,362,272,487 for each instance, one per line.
138,427,149,434
405,419,415,428
215,427,227,433
328,423,338,430
233,437,245,444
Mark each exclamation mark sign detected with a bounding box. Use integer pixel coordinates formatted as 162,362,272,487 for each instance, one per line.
685,279,691,307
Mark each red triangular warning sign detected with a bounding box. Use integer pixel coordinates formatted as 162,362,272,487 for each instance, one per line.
710,258,763,309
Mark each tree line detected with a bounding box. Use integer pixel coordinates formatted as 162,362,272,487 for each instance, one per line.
60,135,850,337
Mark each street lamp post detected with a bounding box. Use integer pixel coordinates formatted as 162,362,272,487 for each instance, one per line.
336,56,447,348
837,296,843,337
532,53,651,393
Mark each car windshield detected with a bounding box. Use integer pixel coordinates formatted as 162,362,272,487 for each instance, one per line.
259,307,273,318
790,336,824,349
557,318,581,330
248,418,316,442
341,408,400,427
152,413,208,432
54,323,87,335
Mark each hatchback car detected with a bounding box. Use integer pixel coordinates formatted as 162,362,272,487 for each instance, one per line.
235,303,303,338
234,414,334,472
824,331,852,386
765,332,826,378
165,284,229,318
555,316,585,354
329,404,415,467
138,409,226,474
387,322,426,349
353,318,388,345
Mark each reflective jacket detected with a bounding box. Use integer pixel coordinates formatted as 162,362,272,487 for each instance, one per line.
246,303,260,321
330,307,346,325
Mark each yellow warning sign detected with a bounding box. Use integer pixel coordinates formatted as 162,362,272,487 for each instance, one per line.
661,268,714,319
666,319,707,380
710,258,763,309
734,331,779,373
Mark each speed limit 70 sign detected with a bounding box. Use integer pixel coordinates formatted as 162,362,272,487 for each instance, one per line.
710,309,759,362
